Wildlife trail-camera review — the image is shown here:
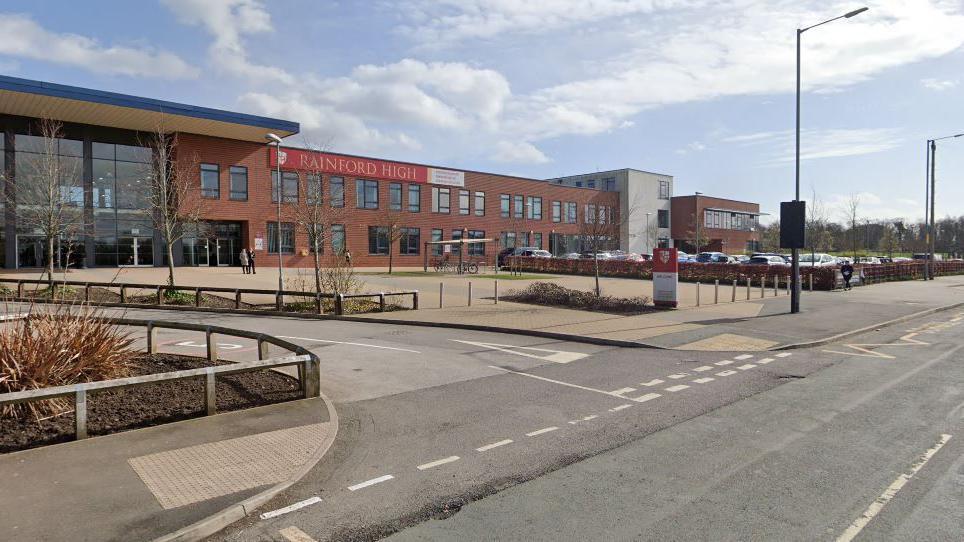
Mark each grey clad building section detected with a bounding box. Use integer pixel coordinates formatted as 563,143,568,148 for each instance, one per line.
547,168,673,254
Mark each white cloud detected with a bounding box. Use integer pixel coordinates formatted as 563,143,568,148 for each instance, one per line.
492,140,550,164
921,77,958,91
676,141,706,155
824,191,922,221
0,13,197,79
723,128,904,165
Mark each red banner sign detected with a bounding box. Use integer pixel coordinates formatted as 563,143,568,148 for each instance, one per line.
653,248,679,273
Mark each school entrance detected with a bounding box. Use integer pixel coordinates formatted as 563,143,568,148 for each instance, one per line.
182,221,243,267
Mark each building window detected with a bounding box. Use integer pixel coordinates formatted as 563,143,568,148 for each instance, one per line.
389,182,402,211
229,166,247,201
552,201,561,223
408,184,420,212
575,181,583,188
566,202,577,224
501,231,516,249
330,177,345,207
272,171,299,203
527,196,542,220
451,229,463,255
588,180,596,189
308,225,324,254
500,194,510,218
306,173,322,205
521,232,530,247
513,195,523,218
431,228,443,256
585,204,596,224
267,222,295,254
474,192,485,216
659,180,670,199
368,226,389,255
534,232,543,249
658,209,669,228
331,224,346,254
399,227,420,255
200,163,219,198
459,189,470,215
356,179,379,209
468,230,485,256
432,187,450,213
604,177,616,191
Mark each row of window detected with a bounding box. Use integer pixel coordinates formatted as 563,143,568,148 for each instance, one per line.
703,210,758,231
263,223,492,257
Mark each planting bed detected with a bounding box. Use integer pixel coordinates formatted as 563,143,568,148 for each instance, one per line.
0,353,300,453
504,282,656,315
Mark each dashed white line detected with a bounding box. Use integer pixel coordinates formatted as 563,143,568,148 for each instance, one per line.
639,379,664,386
775,352,792,358
630,393,661,403
260,496,322,520
733,354,753,360
608,405,633,412
611,387,637,395
279,526,318,542
693,366,714,372
665,384,690,392
737,364,756,370
348,474,394,491
837,434,952,542
417,456,461,470
715,360,734,366
716,370,737,376
692,377,715,384
476,439,513,452
667,373,689,379
526,426,560,436
757,358,774,364
569,415,599,424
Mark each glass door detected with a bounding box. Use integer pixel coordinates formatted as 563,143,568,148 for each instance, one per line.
16,236,46,268
118,237,153,266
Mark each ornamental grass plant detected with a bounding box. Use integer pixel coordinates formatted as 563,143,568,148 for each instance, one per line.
0,304,137,421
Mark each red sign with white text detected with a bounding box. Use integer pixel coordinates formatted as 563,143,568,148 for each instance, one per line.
653,248,679,273
653,247,679,308
268,148,466,187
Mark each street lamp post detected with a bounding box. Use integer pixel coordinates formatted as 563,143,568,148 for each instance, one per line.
645,212,652,255
265,133,285,292
925,133,964,279
694,192,702,254
792,6,868,313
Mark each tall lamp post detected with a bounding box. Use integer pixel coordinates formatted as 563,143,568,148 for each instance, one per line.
645,212,652,255
925,133,964,279
694,192,702,254
792,6,868,313
265,133,285,292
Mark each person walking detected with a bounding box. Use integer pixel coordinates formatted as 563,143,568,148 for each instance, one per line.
239,248,249,274
841,260,854,290
344,249,352,267
248,247,256,274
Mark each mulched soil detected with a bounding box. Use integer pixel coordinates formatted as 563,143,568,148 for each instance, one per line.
503,281,658,315
0,353,301,454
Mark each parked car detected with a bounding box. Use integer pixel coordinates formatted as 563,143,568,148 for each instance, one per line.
835,256,853,265
892,257,912,262
677,251,695,263
611,252,645,262
520,249,551,258
497,246,540,266
696,252,732,263
561,252,582,260
798,253,837,267
747,255,789,266
733,255,750,263
751,252,789,263
857,257,882,265
579,251,613,260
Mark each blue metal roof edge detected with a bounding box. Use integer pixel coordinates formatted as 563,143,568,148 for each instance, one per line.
0,75,299,135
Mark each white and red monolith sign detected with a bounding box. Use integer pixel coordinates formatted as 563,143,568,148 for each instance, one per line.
653,247,679,308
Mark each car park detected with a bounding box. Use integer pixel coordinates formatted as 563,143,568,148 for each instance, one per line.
696,252,733,263
580,251,614,260
798,253,837,267
747,255,789,266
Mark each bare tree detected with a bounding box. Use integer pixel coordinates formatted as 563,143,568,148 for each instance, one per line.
8,119,85,291
844,193,860,260
289,140,342,292
579,195,622,296
374,206,406,274
878,223,899,257
141,128,204,289
806,185,827,262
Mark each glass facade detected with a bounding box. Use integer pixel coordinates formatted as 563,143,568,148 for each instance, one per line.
91,141,152,266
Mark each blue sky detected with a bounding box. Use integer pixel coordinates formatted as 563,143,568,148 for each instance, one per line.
2,0,963,223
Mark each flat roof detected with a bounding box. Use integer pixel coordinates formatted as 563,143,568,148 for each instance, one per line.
0,75,299,142
547,167,674,180
673,194,760,207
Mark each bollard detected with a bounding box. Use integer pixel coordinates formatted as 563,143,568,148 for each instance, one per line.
746,278,751,300
146,322,158,354
439,282,444,308
195,287,202,307
75,386,87,440
205,368,217,415
303,357,321,398
468,282,473,306
157,286,163,305
335,293,344,315
760,276,765,298
773,276,778,297
84,283,91,303
379,292,386,312
809,273,814,292
17,281,23,298
495,280,499,304
206,327,217,362
316,292,324,314
786,276,790,295
235,289,242,309
696,282,701,306
412,290,419,310
714,280,719,304
732,279,737,302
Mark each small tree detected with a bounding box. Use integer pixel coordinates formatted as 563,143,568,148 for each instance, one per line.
579,195,623,296
9,118,86,290
844,193,861,259
806,185,827,261
142,128,204,288
374,206,406,274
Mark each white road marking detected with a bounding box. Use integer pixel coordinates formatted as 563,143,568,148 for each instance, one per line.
757,358,774,364
260,496,322,520
822,333,929,359
611,387,637,395
417,456,460,470
693,366,714,372
667,373,689,379
665,384,690,392
0,313,28,321
737,364,756,370
715,370,737,376
837,434,953,542
608,405,633,412
488,366,629,400
279,336,420,353
692,377,715,384
775,353,792,358
453,340,589,364
630,393,661,403
639,379,664,386
174,340,243,350
733,354,753,360
568,415,599,424
715,360,734,366
347,475,394,491
476,439,513,452
279,526,318,542
526,426,560,436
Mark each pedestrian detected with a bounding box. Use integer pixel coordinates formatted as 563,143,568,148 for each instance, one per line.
344,249,352,267
841,260,854,290
239,248,249,274
248,247,256,274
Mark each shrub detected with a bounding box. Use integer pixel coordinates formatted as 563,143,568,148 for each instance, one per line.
504,282,653,314
0,305,137,421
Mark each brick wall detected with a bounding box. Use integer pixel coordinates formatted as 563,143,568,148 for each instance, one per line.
671,195,760,254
